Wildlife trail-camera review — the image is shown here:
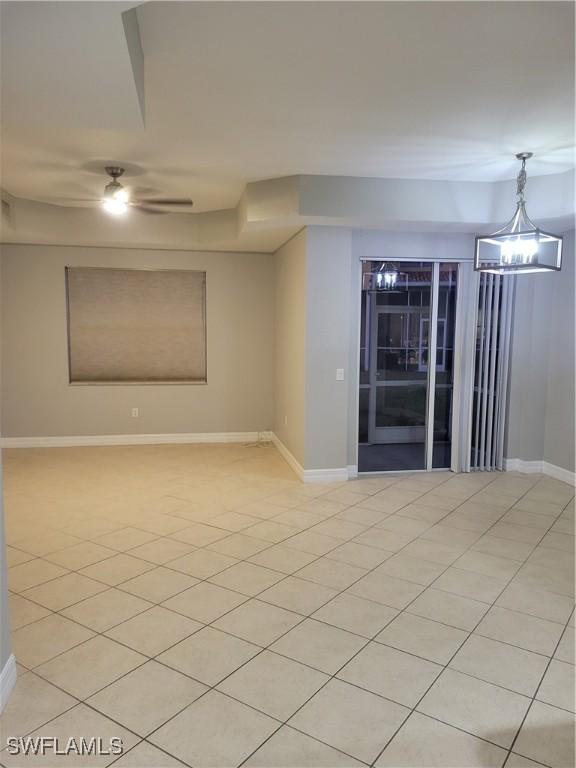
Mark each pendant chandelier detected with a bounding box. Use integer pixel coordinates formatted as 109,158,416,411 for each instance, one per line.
376,262,400,290
474,153,563,274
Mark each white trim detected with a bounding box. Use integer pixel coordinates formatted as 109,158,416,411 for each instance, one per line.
270,433,305,480
302,467,349,483
0,654,17,713
270,433,349,483
347,465,358,480
0,432,273,449
504,458,575,486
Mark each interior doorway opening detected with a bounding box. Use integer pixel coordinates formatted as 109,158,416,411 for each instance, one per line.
358,260,458,472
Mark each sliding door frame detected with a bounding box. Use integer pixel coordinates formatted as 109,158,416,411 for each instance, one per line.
357,256,475,475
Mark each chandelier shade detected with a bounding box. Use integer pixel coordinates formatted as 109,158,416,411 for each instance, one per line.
474,153,563,275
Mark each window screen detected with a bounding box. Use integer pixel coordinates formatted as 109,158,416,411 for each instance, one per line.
66,267,206,384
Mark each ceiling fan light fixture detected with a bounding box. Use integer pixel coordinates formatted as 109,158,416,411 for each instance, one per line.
474,153,562,275
102,196,128,215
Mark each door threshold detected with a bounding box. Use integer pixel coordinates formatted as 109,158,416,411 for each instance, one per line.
357,468,454,476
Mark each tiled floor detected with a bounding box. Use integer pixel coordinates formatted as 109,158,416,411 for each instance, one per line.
1,443,574,768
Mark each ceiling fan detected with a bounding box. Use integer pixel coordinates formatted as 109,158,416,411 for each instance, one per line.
100,166,193,215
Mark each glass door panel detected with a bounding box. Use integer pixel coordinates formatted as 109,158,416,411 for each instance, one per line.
358,260,458,473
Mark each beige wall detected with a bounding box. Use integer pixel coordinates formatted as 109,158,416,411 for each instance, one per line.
1,244,275,437
273,230,307,465
506,229,575,473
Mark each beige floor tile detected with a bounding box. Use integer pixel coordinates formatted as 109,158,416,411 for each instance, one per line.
12,613,95,668
169,522,229,546
496,582,575,624
376,612,468,664
218,649,328,720
8,559,69,593
536,659,576,711
312,593,398,638
310,519,368,541
514,701,576,766
0,671,76,740
296,558,367,590
9,593,51,630
289,678,409,764
501,509,555,530
111,742,187,767
555,626,575,664
271,618,365,674
490,522,544,545
471,535,535,562
407,587,489,631
420,524,482,548
61,588,152,632
21,572,108,611
6,546,37,567
375,514,432,537
433,567,506,603
353,529,414,552
106,605,202,656
95,527,159,552
450,634,549,696
168,548,239,578
245,724,363,767
44,541,118,570
87,660,207,736
417,668,531,748
326,541,393,569
207,533,271,558
241,520,299,544
12,530,82,557
401,538,467,565
376,711,507,767
209,561,285,596
455,550,522,581
60,517,124,540
211,510,261,532
347,572,425,609
259,577,338,616
119,566,198,603
158,626,260,685
249,545,319,574
506,754,548,767
35,635,146,699
376,553,445,586
539,531,574,552
338,641,442,707
1,703,139,768
162,581,247,623
476,606,565,656
284,530,342,556
150,690,278,767
126,537,195,565
136,515,191,536
79,554,155,586
213,599,302,646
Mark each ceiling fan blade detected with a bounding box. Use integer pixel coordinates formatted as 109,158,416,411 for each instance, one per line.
134,198,193,207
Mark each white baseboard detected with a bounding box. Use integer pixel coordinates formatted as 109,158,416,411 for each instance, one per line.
504,458,575,486
0,431,273,449
270,433,349,483
0,654,17,713
270,433,305,480
303,467,349,483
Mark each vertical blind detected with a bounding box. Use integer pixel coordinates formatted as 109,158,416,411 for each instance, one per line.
470,273,515,470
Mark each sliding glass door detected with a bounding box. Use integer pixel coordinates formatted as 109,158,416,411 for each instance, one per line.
358,261,458,472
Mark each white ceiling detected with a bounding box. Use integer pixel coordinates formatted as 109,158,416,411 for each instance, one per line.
1,1,574,215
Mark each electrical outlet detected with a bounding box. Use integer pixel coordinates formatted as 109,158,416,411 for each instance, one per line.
131,407,139,418
336,368,345,381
